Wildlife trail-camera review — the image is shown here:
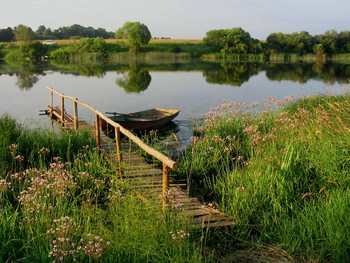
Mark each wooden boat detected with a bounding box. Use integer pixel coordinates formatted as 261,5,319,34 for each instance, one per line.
99,108,180,134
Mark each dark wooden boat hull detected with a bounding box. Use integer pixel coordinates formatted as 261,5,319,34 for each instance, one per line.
99,108,180,135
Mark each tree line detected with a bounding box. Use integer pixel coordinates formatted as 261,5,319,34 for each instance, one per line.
204,28,350,56
1,23,350,59
0,24,114,42
0,22,153,60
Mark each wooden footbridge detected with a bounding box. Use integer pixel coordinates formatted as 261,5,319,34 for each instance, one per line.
45,87,234,228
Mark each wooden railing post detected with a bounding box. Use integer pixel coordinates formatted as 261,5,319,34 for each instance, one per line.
46,87,179,195
73,100,78,130
162,163,170,211
95,113,100,151
60,96,64,123
115,127,123,178
50,91,53,118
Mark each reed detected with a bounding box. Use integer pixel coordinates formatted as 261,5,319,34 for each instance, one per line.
108,51,192,62
202,53,266,62
331,53,350,62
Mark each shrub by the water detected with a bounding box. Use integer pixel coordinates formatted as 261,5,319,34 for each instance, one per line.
5,41,48,60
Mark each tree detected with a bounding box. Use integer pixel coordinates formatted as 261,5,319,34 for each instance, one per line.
36,25,46,36
287,31,316,54
19,41,45,59
338,31,350,52
203,27,262,55
74,37,106,52
96,27,114,39
13,25,35,42
267,32,287,52
43,28,54,39
115,21,151,54
314,44,325,57
51,24,114,40
0,27,14,42
267,31,317,54
203,29,227,52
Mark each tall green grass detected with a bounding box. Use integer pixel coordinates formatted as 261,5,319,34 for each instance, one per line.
177,94,350,262
269,53,326,63
202,53,266,62
0,114,93,174
143,42,213,58
0,115,205,262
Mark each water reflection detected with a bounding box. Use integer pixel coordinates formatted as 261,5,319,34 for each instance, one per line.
265,62,350,85
203,63,262,87
49,61,107,78
115,63,152,93
0,62,43,90
15,72,40,90
0,60,349,90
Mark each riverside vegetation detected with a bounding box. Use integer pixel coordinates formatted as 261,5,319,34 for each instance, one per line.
170,93,350,262
0,115,203,262
1,37,349,63
2,92,349,262
1,26,350,62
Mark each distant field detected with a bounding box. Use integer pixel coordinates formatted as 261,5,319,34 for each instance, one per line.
0,39,203,45
149,39,203,43
53,39,203,44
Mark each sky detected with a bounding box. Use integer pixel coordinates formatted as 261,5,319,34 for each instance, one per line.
1,0,349,40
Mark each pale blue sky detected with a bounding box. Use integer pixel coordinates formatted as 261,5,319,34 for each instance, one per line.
1,0,349,39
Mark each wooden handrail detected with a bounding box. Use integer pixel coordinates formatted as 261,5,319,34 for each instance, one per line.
46,86,178,171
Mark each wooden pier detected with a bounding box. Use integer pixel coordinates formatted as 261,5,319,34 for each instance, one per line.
45,87,234,228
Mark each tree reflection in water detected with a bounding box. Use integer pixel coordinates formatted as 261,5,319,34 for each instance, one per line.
203,63,262,87
203,61,350,87
115,63,151,93
0,60,349,91
14,63,41,90
16,72,39,90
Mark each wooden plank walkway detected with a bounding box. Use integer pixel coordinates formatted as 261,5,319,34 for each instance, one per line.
47,105,235,228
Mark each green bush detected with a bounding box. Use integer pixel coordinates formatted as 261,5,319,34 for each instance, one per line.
5,49,27,60
50,46,76,60
74,37,106,53
5,41,46,60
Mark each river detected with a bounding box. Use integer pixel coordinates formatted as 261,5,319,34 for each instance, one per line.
1,59,349,143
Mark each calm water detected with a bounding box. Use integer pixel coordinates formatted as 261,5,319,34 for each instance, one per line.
1,59,349,141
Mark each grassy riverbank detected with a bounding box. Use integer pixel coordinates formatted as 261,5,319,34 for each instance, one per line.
2,39,349,62
0,115,205,262
174,93,350,262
